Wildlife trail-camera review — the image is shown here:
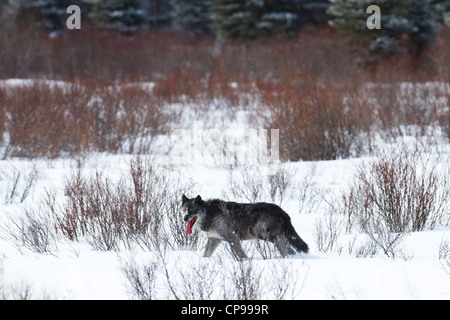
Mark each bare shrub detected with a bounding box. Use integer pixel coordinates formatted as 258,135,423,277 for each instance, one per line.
1,163,39,204
227,259,263,300
313,213,343,253
260,76,371,161
267,165,295,207
90,83,174,154
0,188,60,255
343,143,450,258
0,20,355,84
354,239,379,258
0,81,175,158
153,70,201,103
345,144,449,233
0,157,198,254
358,215,408,259
263,259,307,300
1,207,58,255
0,256,53,300
1,83,92,158
121,257,159,300
221,257,307,300
60,169,126,251
226,164,294,206
57,156,196,251
438,107,450,142
1,282,42,300
226,163,321,220
220,245,307,299
439,237,450,275
0,9,44,79
297,166,322,215
252,240,278,260
341,188,359,233
122,251,307,300
369,82,450,142
1,281,35,300
227,166,266,204
176,258,222,300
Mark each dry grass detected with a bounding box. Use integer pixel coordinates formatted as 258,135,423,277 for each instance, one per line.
0,14,449,160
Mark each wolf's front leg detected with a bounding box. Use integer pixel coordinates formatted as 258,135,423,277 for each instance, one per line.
203,238,222,257
228,239,247,261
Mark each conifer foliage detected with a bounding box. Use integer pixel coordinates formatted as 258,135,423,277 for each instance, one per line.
211,0,261,38
171,0,215,35
90,0,146,33
211,0,329,38
328,0,446,56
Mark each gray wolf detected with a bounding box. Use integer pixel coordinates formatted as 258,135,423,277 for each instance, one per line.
182,195,309,260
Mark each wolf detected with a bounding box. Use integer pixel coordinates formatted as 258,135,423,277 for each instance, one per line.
182,195,308,260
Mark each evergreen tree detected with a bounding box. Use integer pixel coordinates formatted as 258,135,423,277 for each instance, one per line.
211,0,262,38
211,0,329,38
0,0,9,17
436,0,450,26
259,0,302,35
328,0,444,57
144,0,173,29
211,0,299,38
90,0,146,33
303,0,330,25
171,0,215,35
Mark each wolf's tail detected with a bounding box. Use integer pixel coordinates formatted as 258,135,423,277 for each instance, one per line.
287,225,309,254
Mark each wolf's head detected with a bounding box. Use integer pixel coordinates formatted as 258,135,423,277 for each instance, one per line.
182,194,206,235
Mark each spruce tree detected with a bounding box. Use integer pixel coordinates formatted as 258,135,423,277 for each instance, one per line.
90,0,146,33
211,0,330,38
171,0,215,35
211,0,262,38
0,0,9,17
144,0,173,29
303,0,330,25
259,0,302,35
328,0,444,56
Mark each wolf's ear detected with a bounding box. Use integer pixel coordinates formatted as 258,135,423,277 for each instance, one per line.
182,194,189,204
195,195,203,204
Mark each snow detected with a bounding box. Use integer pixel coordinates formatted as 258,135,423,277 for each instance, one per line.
1,156,449,299
0,79,449,300
0,79,71,89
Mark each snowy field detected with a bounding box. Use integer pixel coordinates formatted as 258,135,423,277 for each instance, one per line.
0,79,449,300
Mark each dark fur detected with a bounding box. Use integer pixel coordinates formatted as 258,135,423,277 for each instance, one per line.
182,195,309,260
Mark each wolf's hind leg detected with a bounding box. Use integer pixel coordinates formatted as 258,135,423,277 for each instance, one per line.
203,238,222,257
274,235,296,257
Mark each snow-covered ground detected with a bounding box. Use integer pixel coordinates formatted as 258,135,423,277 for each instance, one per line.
0,79,449,300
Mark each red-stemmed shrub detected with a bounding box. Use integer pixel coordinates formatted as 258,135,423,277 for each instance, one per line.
260,74,372,161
